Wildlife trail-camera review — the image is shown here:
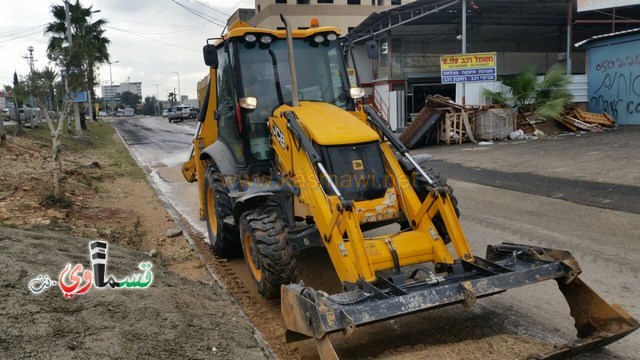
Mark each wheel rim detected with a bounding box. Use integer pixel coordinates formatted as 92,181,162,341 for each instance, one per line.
206,186,218,236
243,233,262,281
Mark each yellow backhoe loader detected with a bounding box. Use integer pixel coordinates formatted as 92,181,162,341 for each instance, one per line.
182,16,638,359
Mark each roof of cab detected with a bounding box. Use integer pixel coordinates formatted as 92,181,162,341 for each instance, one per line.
215,20,340,44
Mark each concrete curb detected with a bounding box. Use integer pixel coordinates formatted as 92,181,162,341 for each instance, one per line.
108,119,277,360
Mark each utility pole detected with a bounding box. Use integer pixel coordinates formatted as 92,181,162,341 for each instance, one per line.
64,0,82,136
172,72,181,104
25,46,35,107
152,83,161,116
461,0,466,106
152,83,160,99
107,60,119,115
27,46,35,72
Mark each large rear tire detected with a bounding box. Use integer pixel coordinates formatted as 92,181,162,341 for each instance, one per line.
411,166,460,244
240,207,297,299
203,167,241,258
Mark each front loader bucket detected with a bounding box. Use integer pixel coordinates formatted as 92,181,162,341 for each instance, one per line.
281,243,638,360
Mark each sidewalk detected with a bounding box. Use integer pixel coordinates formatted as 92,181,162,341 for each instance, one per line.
413,127,640,214
415,126,640,186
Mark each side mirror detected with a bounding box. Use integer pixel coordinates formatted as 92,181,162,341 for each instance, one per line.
203,44,218,68
365,40,379,60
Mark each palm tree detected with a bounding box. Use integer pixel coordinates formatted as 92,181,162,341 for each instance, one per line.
168,92,177,107
45,0,110,118
482,64,572,120
40,66,59,110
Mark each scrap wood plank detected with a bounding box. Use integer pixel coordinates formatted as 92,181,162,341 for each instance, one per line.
438,113,466,145
563,116,603,132
399,106,443,148
555,117,578,131
517,116,536,133
603,112,616,125
573,109,615,127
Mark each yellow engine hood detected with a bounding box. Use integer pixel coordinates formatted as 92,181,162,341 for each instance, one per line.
277,102,379,146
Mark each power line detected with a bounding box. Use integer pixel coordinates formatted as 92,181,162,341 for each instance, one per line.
107,26,198,52
189,0,231,18
109,17,206,30
0,29,43,44
170,0,226,28
0,23,47,38
110,23,208,35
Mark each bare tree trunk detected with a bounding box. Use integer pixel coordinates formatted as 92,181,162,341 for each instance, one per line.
0,117,6,144
37,98,67,198
11,107,23,135
87,90,96,122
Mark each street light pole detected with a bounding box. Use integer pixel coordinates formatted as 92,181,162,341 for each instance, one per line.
64,0,82,136
108,60,119,115
152,83,161,116
172,72,181,104
27,46,35,108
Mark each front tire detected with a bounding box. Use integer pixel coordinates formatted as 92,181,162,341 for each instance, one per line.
203,167,241,258
240,207,297,299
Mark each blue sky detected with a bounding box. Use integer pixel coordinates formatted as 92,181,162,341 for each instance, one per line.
0,0,254,100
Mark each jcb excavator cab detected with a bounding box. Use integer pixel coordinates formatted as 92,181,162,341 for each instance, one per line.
183,18,638,360
198,22,356,176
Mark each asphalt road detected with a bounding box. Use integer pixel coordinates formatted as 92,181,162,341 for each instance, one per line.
108,117,196,169
429,160,640,214
109,116,639,359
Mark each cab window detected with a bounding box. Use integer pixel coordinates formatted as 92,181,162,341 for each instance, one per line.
216,45,245,166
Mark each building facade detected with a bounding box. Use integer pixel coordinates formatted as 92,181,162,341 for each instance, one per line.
346,0,640,129
579,29,640,125
101,81,143,99
250,0,412,35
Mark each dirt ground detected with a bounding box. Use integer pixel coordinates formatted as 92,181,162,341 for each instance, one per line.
0,123,268,359
0,227,266,360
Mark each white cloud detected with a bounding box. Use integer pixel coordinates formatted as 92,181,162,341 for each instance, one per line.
0,0,255,100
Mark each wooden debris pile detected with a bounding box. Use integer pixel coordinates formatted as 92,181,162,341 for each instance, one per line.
556,109,616,132
517,112,546,134
399,95,477,148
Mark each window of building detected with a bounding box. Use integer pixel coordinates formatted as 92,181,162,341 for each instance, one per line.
391,0,401,5
297,0,309,4
318,0,333,3
276,0,287,3
347,0,361,4
257,4,261,11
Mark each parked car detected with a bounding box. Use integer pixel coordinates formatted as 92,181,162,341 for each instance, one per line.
162,109,169,118
115,108,134,117
3,107,38,122
167,106,190,123
98,111,107,117
188,107,199,119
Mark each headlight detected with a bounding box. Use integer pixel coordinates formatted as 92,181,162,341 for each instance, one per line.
260,35,272,44
349,87,365,99
327,33,337,41
239,96,258,110
313,35,325,43
244,34,257,43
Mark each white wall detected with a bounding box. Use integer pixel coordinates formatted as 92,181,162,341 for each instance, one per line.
456,74,589,105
